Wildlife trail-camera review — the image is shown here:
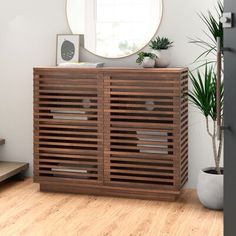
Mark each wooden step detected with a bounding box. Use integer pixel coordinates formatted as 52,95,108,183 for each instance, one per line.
0,139,5,145
0,162,29,182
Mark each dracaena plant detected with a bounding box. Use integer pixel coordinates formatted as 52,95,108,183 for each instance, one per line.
188,65,224,174
188,1,224,175
189,0,223,69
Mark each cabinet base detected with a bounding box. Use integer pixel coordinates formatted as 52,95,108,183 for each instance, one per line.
39,183,179,201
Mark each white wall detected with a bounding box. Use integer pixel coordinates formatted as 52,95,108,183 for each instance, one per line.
0,0,219,187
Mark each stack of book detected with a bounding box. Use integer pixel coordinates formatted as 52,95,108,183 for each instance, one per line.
51,164,88,174
51,110,89,121
58,62,104,68
137,131,168,155
51,164,90,179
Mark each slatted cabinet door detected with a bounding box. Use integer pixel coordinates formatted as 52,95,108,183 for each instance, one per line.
104,71,188,191
34,70,104,185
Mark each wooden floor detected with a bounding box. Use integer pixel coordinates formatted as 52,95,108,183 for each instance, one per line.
0,179,223,236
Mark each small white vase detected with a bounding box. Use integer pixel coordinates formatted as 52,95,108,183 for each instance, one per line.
197,167,223,210
142,57,155,68
152,49,171,68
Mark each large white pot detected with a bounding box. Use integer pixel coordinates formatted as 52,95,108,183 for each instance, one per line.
152,49,170,68
197,167,223,210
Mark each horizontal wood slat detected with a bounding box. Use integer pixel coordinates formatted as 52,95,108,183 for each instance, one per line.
107,151,175,159
110,168,173,177
36,152,100,159
37,147,99,155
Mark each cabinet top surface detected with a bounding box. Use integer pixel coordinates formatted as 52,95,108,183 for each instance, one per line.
34,67,188,74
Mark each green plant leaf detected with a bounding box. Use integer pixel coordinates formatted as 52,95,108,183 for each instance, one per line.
189,0,223,66
187,65,224,121
136,52,156,64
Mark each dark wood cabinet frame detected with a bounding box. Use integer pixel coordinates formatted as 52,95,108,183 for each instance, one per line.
34,67,188,201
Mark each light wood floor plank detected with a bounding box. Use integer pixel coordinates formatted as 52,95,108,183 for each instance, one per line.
0,179,223,236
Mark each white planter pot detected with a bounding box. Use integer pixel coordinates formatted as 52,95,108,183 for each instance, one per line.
141,57,155,68
197,167,223,210
152,49,170,68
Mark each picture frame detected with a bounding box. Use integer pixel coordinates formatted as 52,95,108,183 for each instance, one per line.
56,34,80,65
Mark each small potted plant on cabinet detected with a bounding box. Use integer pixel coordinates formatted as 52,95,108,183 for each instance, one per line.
136,52,157,68
149,36,173,68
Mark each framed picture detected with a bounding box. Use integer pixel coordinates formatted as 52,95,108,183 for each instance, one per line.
56,34,80,65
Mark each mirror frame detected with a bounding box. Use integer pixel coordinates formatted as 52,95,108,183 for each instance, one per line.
66,0,163,59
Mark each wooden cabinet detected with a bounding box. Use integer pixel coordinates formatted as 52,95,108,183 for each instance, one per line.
34,67,188,201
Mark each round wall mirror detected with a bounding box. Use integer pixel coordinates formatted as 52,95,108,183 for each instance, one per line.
67,0,163,58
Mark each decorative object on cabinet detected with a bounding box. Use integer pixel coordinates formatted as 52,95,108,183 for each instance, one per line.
56,34,80,65
58,62,105,68
33,67,188,201
149,36,173,68
136,52,157,68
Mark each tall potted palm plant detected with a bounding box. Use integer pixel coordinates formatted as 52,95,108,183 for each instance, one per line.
188,0,224,210
188,66,224,210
